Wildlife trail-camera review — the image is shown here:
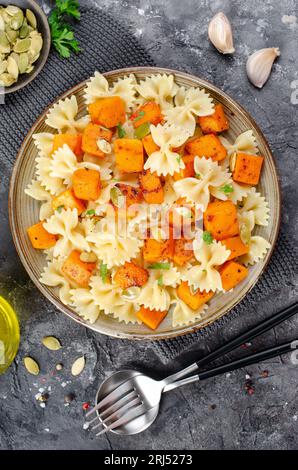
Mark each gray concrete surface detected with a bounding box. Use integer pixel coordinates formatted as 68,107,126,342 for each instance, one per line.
0,0,298,450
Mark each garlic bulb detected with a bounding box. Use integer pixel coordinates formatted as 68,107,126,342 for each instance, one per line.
208,12,235,54
246,48,280,88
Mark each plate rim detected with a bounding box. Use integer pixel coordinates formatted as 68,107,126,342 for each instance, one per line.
8,66,281,341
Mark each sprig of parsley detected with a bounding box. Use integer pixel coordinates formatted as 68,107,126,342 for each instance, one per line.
48,0,81,58
202,231,214,245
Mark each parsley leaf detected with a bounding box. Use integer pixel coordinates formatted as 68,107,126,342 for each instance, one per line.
220,183,234,194
56,205,65,213
86,209,95,216
157,275,164,286
148,262,171,270
117,123,126,138
133,110,145,122
49,0,81,58
100,262,108,283
202,231,213,245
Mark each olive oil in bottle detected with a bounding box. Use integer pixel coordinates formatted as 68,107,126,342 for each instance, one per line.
0,296,20,374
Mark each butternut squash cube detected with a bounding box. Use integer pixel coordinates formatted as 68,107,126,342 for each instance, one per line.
177,282,214,310
131,101,163,128
82,123,113,158
73,168,101,201
139,169,164,204
27,222,57,250
198,104,229,134
114,138,144,173
233,152,264,185
222,236,249,261
219,260,248,291
143,238,174,263
88,96,126,128
137,306,167,330
52,133,83,161
185,134,227,162
204,200,239,241
173,154,195,181
52,189,86,215
142,134,159,156
62,250,96,288
114,262,149,289
172,238,194,266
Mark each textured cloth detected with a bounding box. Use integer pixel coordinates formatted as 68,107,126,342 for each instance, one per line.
1,7,296,363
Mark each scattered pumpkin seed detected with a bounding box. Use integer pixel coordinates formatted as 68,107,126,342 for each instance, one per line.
240,223,251,245
71,356,85,376
42,336,62,351
0,15,5,32
19,20,29,39
26,9,37,29
6,5,20,16
121,286,141,301
7,55,18,79
0,31,10,53
79,251,98,263
18,52,28,73
229,151,237,172
25,64,33,74
13,37,30,53
24,356,40,375
0,59,7,74
10,10,24,31
0,72,15,86
110,186,125,208
5,26,18,42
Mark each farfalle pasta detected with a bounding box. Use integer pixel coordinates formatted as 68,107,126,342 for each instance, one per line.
25,71,271,330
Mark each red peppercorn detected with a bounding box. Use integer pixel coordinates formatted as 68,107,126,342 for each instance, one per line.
82,402,90,410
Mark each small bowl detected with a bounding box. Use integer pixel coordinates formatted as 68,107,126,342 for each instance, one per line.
0,0,51,94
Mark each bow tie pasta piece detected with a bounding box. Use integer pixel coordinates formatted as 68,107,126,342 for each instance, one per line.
25,180,53,220
219,130,259,157
144,124,190,177
33,133,54,157
181,238,230,292
239,236,271,266
134,273,171,312
135,74,179,110
40,258,72,305
239,187,269,226
70,288,101,324
170,287,209,327
90,276,141,324
46,95,90,133
84,72,137,111
173,157,231,211
36,155,66,196
165,86,214,135
44,208,91,258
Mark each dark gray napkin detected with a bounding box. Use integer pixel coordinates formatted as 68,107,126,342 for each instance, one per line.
1,7,296,364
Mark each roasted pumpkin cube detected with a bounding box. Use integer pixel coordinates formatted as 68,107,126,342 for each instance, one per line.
172,238,194,266
233,152,264,185
142,134,159,156
143,238,174,263
82,123,113,158
219,260,248,291
27,222,57,250
131,101,163,128
198,104,229,134
139,169,164,204
137,306,168,330
52,133,83,161
113,183,143,219
204,200,239,241
88,96,126,128
62,250,96,288
177,282,214,310
185,134,227,162
114,262,149,289
52,189,86,215
114,138,144,173
222,236,249,261
73,168,101,201
173,154,195,181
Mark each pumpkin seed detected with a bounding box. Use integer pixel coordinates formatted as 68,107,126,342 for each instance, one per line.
42,336,62,351
121,286,141,301
18,52,28,73
26,9,37,29
229,151,237,172
0,31,10,53
13,37,30,53
0,14,5,31
110,186,125,208
0,72,15,86
6,5,21,16
97,138,111,154
19,20,29,39
25,64,34,74
5,26,19,43
1,10,11,24
30,34,42,53
79,251,98,263
10,10,24,30
7,55,18,79
240,223,251,245
24,356,40,375
0,59,7,74
71,356,85,376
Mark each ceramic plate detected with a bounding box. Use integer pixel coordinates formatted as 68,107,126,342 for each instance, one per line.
9,67,281,340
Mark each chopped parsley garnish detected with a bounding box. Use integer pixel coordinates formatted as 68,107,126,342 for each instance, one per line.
157,275,164,286
56,205,65,213
195,173,201,179
133,110,145,122
100,262,108,283
176,156,181,164
86,209,95,216
117,123,126,138
202,231,213,245
220,183,234,194
148,262,171,270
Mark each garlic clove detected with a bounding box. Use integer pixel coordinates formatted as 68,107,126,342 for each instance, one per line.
246,47,280,88
208,12,235,54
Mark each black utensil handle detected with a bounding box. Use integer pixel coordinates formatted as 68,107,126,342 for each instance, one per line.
198,340,297,381
196,301,298,369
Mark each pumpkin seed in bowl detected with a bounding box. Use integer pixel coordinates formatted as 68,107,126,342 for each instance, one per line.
0,5,43,87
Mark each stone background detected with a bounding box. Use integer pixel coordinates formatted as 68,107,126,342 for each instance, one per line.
0,0,298,450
